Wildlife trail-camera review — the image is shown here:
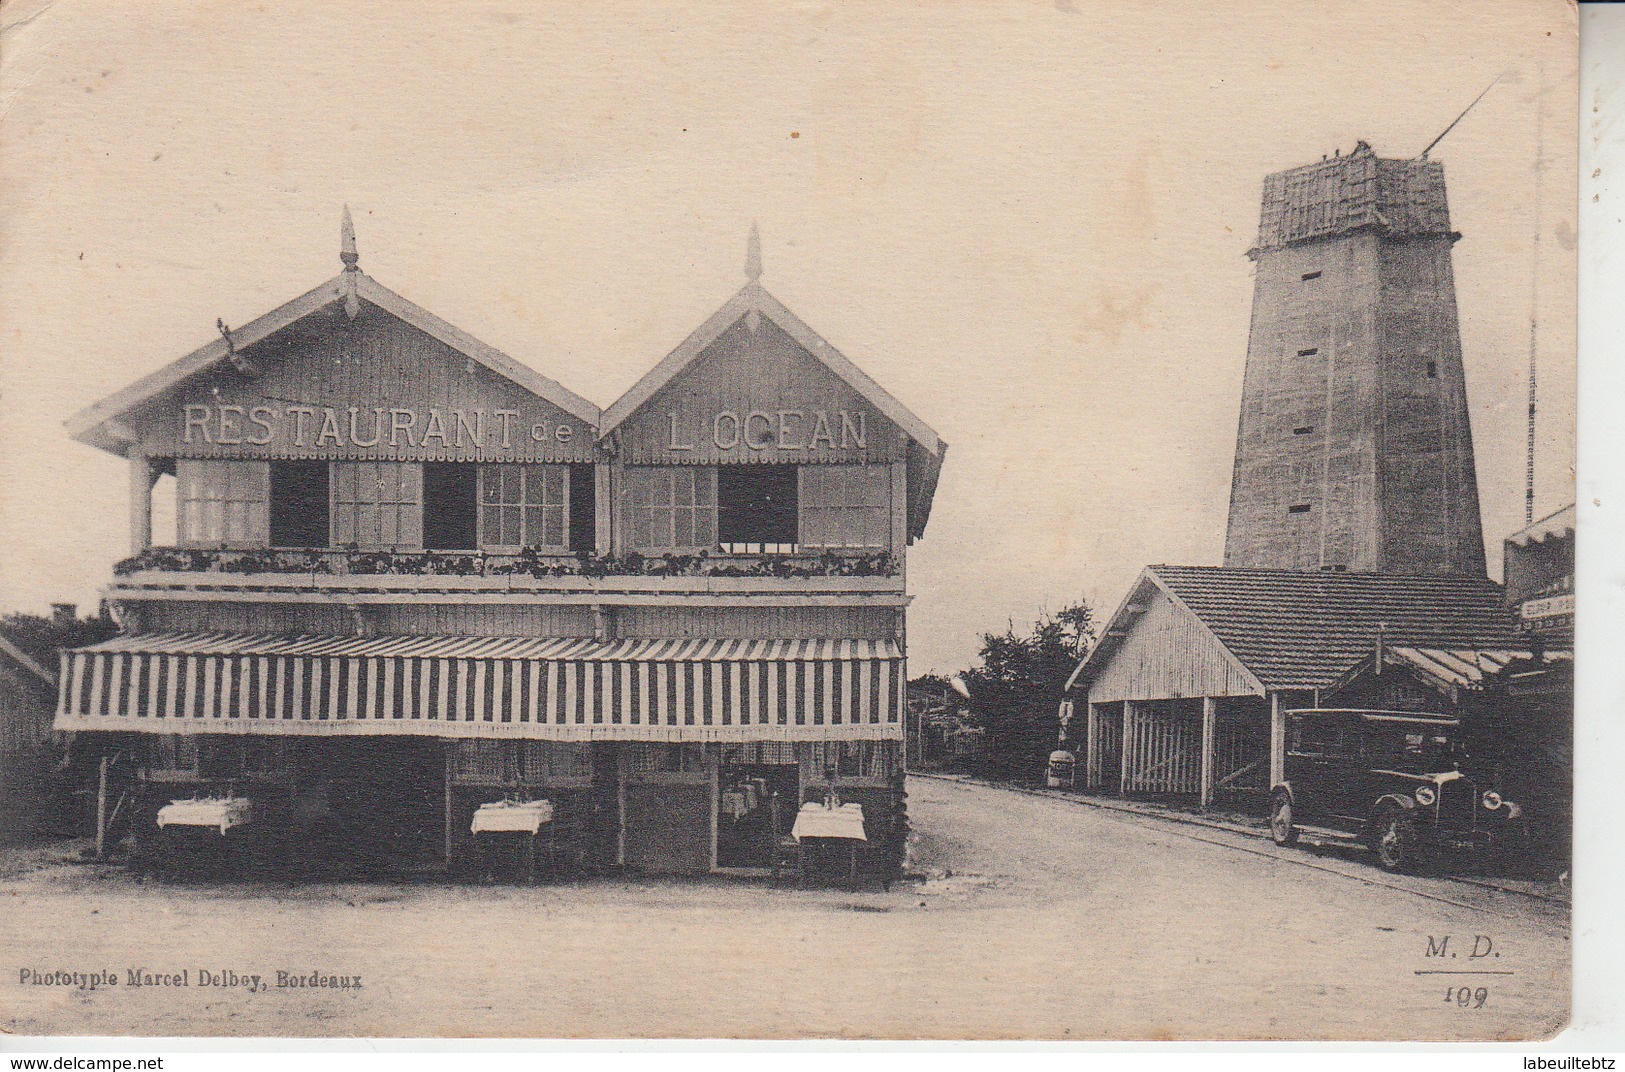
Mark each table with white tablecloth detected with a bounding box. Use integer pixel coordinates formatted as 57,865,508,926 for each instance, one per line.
156,796,254,835
470,800,555,883
471,799,554,834
791,802,867,887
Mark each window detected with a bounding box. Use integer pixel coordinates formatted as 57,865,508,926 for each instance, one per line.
332,461,422,549
176,460,269,547
1297,347,1319,357
718,465,798,552
1426,361,1438,379
479,464,568,549
568,465,596,554
423,463,477,551
1301,270,1322,281
1292,425,1315,436
521,741,592,782
626,467,716,552
1288,503,1311,515
800,464,891,550
270,461,328,547
1292,719,1348,757
627,743,707,774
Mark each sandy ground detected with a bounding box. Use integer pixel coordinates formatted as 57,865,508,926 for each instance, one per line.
0,776,1569,1041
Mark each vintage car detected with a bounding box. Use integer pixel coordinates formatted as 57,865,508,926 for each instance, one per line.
1268,708,1524,873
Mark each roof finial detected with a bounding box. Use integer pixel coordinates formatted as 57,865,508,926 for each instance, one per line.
339,206,361,319
340,205,359,271
745,221,762,282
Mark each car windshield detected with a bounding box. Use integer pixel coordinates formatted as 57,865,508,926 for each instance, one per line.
1363,724,1459,769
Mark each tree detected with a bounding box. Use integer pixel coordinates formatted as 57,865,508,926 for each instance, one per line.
959,600,1096,780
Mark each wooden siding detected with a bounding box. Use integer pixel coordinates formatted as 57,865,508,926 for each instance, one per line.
613,605,898,641
136,601,358,635
132,600,596,638
1122,700,1202,795
1087,589,1258,704
0,666,56,762
613,316,904,466
131,600,888,642
1086,701,1122,789
1211,703,1269,793
129,302,597,464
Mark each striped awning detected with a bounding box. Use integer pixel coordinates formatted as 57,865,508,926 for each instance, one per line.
55,632,904,741
1386,647,1549,695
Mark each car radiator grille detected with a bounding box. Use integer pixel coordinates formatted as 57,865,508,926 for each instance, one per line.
1438,778,1477,829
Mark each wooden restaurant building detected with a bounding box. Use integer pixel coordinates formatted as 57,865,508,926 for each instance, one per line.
52,219,945,879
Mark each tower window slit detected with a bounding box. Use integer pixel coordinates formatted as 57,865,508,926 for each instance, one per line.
1297,347,1319,357
1301,270,1322,281
1287,504,1312,515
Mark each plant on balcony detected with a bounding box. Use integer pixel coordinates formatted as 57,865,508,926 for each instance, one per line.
113,545,898,579
113,547,334,575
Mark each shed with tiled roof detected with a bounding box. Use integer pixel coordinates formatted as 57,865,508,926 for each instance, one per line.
1061,565,1523,806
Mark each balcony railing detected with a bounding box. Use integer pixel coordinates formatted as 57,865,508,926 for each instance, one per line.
113,546,898,581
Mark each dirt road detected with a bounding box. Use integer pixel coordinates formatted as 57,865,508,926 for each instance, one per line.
0,775,1568,1040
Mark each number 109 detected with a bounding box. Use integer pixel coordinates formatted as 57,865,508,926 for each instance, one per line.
1445,986,1489,1008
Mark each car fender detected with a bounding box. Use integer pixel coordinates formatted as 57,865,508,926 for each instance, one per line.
1365,794,1418,843
1371,793,1416,816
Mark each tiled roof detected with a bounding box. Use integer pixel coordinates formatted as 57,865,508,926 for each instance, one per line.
1254,143,1454,253
1148,565,1520,691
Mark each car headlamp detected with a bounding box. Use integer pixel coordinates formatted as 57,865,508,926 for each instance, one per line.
1482,790,1503,811
1414,786,1437,806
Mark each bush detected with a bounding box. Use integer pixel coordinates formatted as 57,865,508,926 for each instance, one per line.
959,602,1095,781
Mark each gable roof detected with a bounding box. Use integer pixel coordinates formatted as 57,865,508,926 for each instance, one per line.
67,272,600,456
1326,646,1548,703
0,633,56,689
1069,565,1519,694
1507,503,1575,548
599,282,941,455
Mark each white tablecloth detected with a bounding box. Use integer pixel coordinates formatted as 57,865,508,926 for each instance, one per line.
791,802,867,841
471,800,554,835
157,797,253,835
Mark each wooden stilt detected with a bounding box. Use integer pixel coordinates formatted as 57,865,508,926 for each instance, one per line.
1269,692,1286,789
1119,702,1133,795
443,747,455,869
95,755,109,859
1200,697,1216,809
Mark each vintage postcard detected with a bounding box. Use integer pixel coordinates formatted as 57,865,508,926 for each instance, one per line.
0,0,1578,1042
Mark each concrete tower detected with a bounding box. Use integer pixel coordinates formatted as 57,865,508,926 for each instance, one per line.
1223,141,1486,576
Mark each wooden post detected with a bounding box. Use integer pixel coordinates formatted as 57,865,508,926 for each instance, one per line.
128,453,153,555
95,755,110,859
890,460,909,571
1200,697,1216,810
708,746,719,873
1269,692,1285,789
1085,702,1100,789
1119,702,1133,795
594,461,612,556
615,749,627,866
443,746,455,868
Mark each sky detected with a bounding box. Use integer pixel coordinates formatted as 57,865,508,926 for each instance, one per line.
0,0,1577,676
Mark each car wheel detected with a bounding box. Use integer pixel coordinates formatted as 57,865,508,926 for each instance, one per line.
1269,791,1298,846
1371,805,1416,873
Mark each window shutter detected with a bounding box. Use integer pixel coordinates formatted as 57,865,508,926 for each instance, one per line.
799,464,889,550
